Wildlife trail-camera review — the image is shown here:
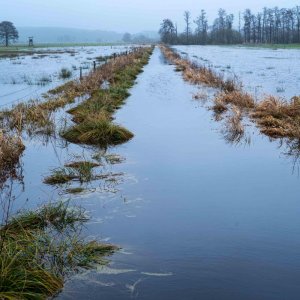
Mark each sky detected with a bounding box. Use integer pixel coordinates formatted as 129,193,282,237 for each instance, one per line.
1,0,300,33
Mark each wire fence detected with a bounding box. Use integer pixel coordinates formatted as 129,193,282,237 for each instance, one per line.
0,47,143,109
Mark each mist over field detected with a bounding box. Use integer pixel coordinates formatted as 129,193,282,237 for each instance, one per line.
16,27,159,43
1,0,300,34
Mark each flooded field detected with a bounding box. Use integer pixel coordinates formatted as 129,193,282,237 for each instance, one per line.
0,45,132,107
173,45,300,99
2,45,300,299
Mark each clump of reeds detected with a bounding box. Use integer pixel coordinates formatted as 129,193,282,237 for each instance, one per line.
211,97,228,114
214,90,255,110
59,68,72,79
221,106,246,144
0,201,116,299
0,100,55,136
62,112,134,147
252,95,300,138
253,96,300,119
1,201,88,233
60,48,154,147
0,130,25,188
0,131,25,170
44,159,100,185
44,167,77,185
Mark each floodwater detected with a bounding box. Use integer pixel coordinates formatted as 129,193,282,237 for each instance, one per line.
174,45,300,99
0,45,132,108
3,46,300,299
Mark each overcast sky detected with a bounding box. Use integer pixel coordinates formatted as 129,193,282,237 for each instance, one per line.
1,0,299,33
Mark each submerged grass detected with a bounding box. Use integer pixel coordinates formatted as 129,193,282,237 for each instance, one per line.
43,168,77,185
44,159,100,185
65,187,85,194
0,201,116,299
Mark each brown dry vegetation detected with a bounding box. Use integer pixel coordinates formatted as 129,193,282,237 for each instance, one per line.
0,131,25,169
161,45,300,141
160,45,239,92
251,96,300,138
214,90,255,110
0,47,152,140
222,106,247,144
0,130,25,187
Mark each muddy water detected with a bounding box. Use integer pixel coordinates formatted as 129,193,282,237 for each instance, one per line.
50,48,300,299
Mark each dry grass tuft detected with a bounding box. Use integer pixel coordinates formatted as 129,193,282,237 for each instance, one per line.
215,91,255,110
252,96,300,139
222,106,246,144
61,113,134,147
0,131,25,169
0,130,25,187
0,201,116,299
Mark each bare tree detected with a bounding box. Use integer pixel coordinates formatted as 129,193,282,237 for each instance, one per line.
184,11,192,44
0,21,18,47
194,10,208,44
159,4,300,45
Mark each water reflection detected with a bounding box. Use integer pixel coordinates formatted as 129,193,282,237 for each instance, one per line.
202,95,300,172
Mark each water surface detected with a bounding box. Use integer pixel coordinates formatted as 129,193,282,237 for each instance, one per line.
51,47,300,299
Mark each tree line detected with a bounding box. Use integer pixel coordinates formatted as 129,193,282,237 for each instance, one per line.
159,6,300,45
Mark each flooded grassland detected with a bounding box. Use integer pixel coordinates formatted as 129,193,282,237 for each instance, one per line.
1,44,300,300
0,45,153,299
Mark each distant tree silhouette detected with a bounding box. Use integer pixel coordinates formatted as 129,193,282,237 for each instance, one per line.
183,11,192,44
122,32,132,43
194,10,208,44
159,5,300,45
0,21,18,46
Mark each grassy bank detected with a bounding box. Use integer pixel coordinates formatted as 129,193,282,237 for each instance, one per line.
0,47,153,140
61,46,154,147
160,45,300,141
0,201,116,299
